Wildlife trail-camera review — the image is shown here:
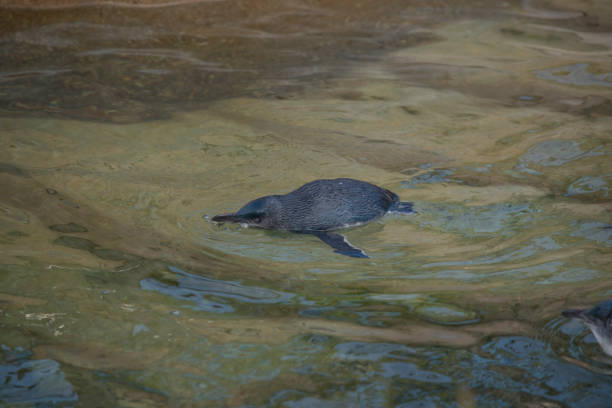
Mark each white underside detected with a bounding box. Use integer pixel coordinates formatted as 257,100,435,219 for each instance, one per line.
590,325,612,356
334,221,366,230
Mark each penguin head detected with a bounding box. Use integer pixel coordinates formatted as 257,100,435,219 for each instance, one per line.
563,300,612,327
212,195,282,229
562,299,612,356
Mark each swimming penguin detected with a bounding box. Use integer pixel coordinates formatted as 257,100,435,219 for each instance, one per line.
562,299,612,356
211,178,414,258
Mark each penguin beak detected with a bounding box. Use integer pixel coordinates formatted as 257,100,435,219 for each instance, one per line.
562,309,584,319
211,213,245,223
562,308,599,325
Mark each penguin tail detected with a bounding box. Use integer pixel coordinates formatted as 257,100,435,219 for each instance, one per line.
389,201,415,214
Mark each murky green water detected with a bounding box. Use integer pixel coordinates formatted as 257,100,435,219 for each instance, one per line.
1,0,612,406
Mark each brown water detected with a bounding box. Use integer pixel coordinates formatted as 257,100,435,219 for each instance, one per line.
1,0,612,406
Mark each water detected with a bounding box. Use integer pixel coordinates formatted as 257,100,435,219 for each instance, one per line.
1,0,611,406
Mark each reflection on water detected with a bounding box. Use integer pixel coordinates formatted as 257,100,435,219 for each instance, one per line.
567,175,611,197
537,63,612,87
1,0,612,406
0,346,77,406
140,265,297,313
516,139,604,175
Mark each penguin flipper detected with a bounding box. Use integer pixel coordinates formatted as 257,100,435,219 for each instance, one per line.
310,231,369,258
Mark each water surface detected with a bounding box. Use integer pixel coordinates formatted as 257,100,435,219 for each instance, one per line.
1,0,611,406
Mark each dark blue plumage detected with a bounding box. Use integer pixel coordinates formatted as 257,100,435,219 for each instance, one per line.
212,178,414,258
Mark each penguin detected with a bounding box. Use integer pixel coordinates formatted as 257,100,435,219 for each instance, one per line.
211,178,414,258
562,299,612,356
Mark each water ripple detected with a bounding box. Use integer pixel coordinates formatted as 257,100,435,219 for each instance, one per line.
537,63,612,88
0,346,77,405
140,265,295,313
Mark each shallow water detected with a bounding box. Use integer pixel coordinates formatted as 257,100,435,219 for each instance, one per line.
1,0,611,406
